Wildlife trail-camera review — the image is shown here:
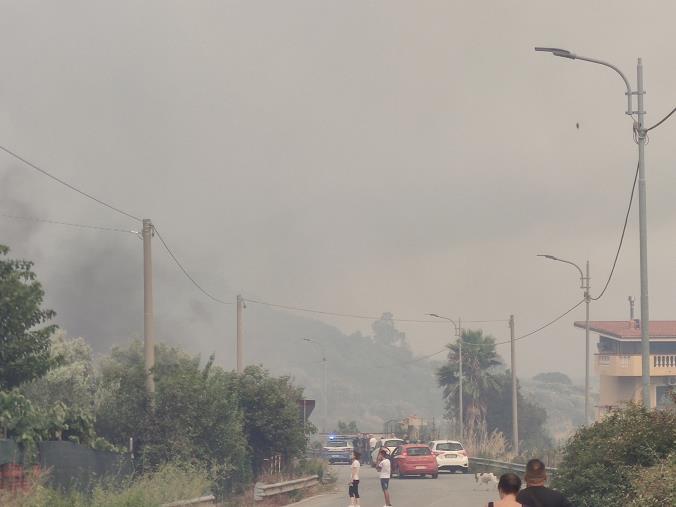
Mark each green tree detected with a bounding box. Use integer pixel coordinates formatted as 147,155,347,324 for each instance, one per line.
554,403,676,506
337,420,359,434
235,365,310,475
436,329,501,434
20,332,96,414
372,313,407,348
95,341,250,487
484,371,552,452
0,245,57,389
532,371,572,385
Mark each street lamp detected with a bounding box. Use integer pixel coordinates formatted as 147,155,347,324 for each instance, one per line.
427,314,464,439
303,338,327,433
535,47,652,409
538,254,592,423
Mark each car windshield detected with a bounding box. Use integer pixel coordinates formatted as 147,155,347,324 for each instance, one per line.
407,447,431,456
436,442,463,451
327,440,349,447
384,440,402,447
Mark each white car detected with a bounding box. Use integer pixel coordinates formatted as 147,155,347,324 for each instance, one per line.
428,440,469,473
370,438,404,466
323,438,354,464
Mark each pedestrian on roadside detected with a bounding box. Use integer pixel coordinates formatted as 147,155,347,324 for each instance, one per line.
348,450,361,507
376,449,392,507
516,459,572,507
487,473,527,507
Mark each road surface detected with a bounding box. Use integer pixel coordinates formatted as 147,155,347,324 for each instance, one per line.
305,464,498,507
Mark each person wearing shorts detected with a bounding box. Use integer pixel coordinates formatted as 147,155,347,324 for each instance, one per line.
349,451,361,507
376,449,392,507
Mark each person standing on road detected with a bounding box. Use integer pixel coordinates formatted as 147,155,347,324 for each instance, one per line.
376,449,392,507
349,450,361,507
516,459,572,507
488,473,527,507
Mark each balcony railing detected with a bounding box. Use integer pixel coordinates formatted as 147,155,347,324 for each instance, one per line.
595,353,676,376
654,354,676,368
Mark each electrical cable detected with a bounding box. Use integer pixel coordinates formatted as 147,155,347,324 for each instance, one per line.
645,106,676,132
243,298,506,324
153,225,234,305
0,144,142,222
591,160,639,301
0,213,139,235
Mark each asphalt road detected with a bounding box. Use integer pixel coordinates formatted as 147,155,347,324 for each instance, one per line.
304,464,498,507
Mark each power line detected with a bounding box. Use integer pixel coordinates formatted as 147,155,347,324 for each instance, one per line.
591,160,639,301
153,225,233,305
0,212,139,235
243,298,506,324
0,144,142,222
646,106,676,132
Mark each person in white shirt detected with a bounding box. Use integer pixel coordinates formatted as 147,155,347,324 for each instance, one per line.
349,451,361,507
369,435,377,450
376,449,392,507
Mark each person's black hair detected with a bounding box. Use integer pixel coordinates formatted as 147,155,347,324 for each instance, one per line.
524,458,547,483
498,473,522,495
354,450,361,459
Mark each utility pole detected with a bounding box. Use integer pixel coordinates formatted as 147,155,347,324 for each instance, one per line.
510,315,518,455
457,317,463,440
322,353,328,434
584,261,591,423
142,219,155,396
236,294,244,373
636,58,651,410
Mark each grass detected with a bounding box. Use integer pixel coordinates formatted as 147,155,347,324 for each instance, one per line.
0,462,210,507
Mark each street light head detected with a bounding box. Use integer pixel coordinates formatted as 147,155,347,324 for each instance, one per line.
537,254,558,260
427,313,441,318
534,47,576,59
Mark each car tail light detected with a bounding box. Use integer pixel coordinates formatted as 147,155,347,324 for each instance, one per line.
459,450,468,457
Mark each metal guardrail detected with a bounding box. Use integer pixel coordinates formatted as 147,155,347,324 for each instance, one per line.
469,457,558,476
161,495,216,507
254,475,319,501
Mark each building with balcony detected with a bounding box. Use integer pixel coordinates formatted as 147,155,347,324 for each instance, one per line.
574,320,676,419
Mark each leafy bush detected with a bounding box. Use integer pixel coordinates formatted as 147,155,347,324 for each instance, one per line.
554,403,676,506
628,453,676,506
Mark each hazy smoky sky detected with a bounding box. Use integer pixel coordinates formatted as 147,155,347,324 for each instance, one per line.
2,1,676,379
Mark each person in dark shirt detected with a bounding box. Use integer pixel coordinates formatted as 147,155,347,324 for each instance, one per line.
516,459,573,507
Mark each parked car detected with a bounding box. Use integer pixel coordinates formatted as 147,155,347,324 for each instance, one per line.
370,438,405,466
391,444,438,478
322,437,353,464
428,440,469,473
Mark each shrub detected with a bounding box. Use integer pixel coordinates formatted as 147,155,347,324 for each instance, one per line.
554,403,676,506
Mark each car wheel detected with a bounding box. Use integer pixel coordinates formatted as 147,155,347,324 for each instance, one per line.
432,473,439,479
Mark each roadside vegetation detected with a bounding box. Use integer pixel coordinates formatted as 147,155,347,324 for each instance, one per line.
0,245,314,504
554,401,676,506
436,329,552,455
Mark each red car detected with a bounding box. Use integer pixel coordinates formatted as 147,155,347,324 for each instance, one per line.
391,444,439,479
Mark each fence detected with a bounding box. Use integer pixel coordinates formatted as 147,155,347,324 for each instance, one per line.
254,475,319,501
0,439,132,493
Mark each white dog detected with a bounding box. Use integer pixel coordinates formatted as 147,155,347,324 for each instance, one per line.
474,472,499,490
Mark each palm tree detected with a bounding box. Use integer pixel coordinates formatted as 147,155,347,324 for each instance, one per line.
436,329,502,435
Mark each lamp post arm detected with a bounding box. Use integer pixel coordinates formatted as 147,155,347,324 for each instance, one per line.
570,54,634,116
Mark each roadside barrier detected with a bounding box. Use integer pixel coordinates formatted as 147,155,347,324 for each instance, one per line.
254,475,319,501
161,495,216,506
469,457,558,476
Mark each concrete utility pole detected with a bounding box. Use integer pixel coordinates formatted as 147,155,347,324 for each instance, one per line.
458,317,463,440
535,48,652,409
236,294,244,373
510,315,518,455
142,219,155,396
538,254,592,422
303,338,327,433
